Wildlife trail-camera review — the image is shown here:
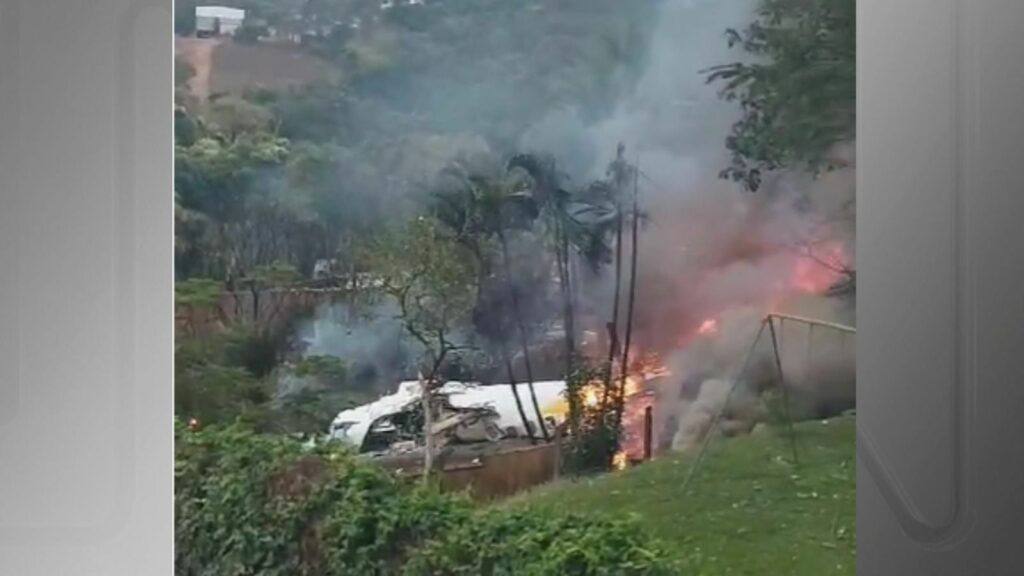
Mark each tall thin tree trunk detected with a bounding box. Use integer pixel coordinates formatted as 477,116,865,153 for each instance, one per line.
615,161,641,433
502,347,535,443
250,282,260,323
557,223,575,380
348,233,356,323
601,207,624,410
498,231,550,442
419,371,435,481
569,250,581,332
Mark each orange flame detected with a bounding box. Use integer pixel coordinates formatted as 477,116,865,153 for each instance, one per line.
547,353,669,467
612,451,628,471
791,242,847,294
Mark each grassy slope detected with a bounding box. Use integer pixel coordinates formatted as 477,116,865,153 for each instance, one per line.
506,417,856,575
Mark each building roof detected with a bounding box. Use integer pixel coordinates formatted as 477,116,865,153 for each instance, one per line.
195,6,246,20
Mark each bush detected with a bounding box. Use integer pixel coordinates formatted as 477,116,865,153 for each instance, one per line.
175,423,681,575
402,508,679,576
175,421,472,576
562,362,624,475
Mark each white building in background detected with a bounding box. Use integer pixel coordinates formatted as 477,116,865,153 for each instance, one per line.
195,6,246,37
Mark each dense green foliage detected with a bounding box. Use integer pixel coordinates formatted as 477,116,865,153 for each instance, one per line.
176,422,680,575
175,421,472,575
561,362,622,475
175,324,372,435
706,0,855,191
174,0,660,283
403,508,677,576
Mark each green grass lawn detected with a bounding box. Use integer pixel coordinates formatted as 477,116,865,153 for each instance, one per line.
505,417,856,576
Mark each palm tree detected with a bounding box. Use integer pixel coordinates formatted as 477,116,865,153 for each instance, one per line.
588,144,632,410
432,154,620,443
506,154,617,381
430,160,543,441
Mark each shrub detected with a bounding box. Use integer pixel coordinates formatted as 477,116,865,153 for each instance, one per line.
562,362,624,475
176,423,682,575
402,508,679,576
175,421,472,576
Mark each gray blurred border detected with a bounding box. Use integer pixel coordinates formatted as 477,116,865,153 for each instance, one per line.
858,0,1024,574
0,0,172,572
0,0,22,429
2,0,1023,574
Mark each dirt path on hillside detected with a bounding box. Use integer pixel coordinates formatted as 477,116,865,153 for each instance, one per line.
176,37,221,102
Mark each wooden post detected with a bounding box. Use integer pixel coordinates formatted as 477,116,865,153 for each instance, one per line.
419,371,435,481
552,422,562,481
643,405,653,461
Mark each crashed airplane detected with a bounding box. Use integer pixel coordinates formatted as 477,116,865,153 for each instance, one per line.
328,380,568,454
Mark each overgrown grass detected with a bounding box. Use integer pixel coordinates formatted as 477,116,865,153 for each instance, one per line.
506,417,856,576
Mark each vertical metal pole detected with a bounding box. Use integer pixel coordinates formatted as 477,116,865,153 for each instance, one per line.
807,323,815,380
768,316,800,465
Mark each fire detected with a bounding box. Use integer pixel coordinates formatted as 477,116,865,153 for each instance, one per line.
791,242,848,294
544,351,670,469
612,451,628,470
623,375,641,397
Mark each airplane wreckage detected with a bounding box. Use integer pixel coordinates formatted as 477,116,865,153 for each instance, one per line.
329,380,568,455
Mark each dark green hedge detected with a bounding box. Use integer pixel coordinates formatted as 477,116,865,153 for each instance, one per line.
175,420,680,575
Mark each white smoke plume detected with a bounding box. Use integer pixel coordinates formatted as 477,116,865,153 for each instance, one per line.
520,0,856,452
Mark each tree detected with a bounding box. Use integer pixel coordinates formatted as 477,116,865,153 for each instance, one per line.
369,217,479,477
705,0,855,191
175,277,226,335
274,354,371,437
241,261,301,326
430,158,551,442
600,145,634,411
506,153,617,383
174,324,282,431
